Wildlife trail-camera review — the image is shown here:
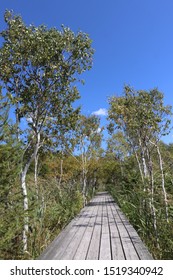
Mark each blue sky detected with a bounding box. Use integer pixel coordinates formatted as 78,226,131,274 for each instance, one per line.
1,0,173,144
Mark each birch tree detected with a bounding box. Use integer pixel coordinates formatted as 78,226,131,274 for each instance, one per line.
75,115,103,204
108,86,172,244
0,10,94,253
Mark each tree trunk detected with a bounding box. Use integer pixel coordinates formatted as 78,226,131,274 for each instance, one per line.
134,150,144,184
21,131,40,253
21,169,29,253
157,145,169,222
150,141,169,222
80,138,87,206
146,147,160,248
14,78,20,141
138,137,148,178
134,150,145,215
34,154,39,199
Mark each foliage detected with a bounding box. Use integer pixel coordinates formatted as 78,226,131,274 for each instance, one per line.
106,86,173,259
0,9,94,166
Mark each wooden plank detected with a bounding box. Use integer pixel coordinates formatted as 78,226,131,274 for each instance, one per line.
73,196,100,259
117,210,153,259
99,194,111,259
86,195,103,259
107,197,125,259
111,203,139,260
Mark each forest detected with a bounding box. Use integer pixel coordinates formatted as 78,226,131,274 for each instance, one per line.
0,11,173,260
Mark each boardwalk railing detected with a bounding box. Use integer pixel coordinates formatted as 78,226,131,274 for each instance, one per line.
38,192,153,260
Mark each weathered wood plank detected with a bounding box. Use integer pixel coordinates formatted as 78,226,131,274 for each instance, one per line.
86,195,103,259
107,197,125,259
73,196,101,259
99,195,111,259
110,202,140,260
117,210,153,260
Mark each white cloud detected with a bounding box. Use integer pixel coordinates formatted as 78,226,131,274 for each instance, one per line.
92,108,108,116
96,127,102,133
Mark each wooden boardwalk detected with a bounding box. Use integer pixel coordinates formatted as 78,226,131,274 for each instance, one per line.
38,192,153,260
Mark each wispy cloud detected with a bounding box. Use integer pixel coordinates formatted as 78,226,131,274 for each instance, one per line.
92,108,108,116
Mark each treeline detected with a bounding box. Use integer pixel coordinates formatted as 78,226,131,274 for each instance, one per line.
0,11,173,260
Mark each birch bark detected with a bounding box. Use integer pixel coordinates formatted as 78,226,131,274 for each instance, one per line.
21,131,40,252
149,140,169,222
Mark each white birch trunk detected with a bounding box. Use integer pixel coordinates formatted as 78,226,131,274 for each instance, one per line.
134,150,145,215
21,169,29,252
34,154,39,199
80,138,87,206
138,137,148,178
21,131,41,253
157,145,169,222
134,150,144,184
15,78,20,141
142,152,148,178
150,141,169,222
146,147,160,248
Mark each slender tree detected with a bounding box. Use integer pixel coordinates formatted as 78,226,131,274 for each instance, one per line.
0,10,94,252
108,86,172,245
75,115,103,203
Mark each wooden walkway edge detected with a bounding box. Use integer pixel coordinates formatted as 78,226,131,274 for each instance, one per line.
38,192,153,260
